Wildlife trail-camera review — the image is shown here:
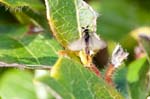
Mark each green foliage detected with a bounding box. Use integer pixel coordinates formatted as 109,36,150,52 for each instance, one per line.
0,0,150,99
0,33,61,65
0,69,37,99
95,0,150,41
0,0,49,31
45,0,79,47
140,35,150,63
38,57,124,99
45,0,98,47
127,58,149,99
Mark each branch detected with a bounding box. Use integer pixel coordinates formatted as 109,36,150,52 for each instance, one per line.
0,62,52,70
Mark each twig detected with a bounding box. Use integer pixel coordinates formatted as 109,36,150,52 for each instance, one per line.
104,64,115,85
86,64,101,77
104,44,129,85
0,62,52,70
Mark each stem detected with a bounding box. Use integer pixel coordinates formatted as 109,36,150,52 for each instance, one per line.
104,64,115,85
0,62,52,70
87,63,101,77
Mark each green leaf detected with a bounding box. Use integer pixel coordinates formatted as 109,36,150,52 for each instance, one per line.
45,0,98,47
45,0,78,47
0,24,28,37
19,8,50,31
0,33,62,65
0,69,37,99
127,58,147,82
114,66,129,98
37,75,75,99
94,0,150,41
127,57,149,99
38,57,124,99
0,0,44,11
0,0,50,31
139,34,150,63
0,6,17,24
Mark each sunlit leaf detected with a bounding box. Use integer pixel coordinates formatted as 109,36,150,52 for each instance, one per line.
0,69,37,99
45,0,98,47
127,57,149,99
38,57,124,99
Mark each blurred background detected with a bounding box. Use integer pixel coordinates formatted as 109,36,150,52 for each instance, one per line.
87,0,150,40
87,0,150,66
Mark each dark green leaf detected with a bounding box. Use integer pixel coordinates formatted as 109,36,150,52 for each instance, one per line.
114,66,129,98
0,0,50,31
0,24,28,37
0,34,62,65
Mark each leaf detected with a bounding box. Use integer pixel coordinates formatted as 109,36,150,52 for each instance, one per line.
0,5,17,24
0,32,62,65
0,0,50,31
37,76,75,99
45,0,98,47
127,58,146,82
0,69,37,99
127,57,149,99
0,0,44,10
0,24,28,37
139,33,150,63
77,0,98,31
38,57,124,99
45,0,78,47
94,0,150,41
113,66,129,98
